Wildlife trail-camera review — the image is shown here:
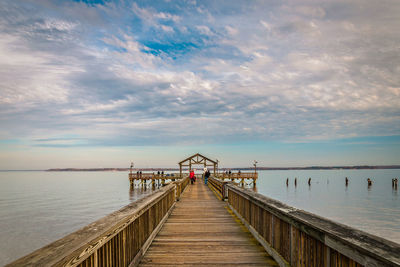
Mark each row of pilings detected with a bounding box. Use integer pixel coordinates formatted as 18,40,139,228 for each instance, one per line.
284,177,399,189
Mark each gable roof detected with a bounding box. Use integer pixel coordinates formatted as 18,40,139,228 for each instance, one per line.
178,153,217,165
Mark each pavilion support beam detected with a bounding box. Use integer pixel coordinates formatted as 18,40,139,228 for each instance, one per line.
178,153,218,176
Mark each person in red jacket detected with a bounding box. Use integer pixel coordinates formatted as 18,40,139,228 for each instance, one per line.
189,169,196,184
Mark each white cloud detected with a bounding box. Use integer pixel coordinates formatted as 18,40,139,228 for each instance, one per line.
35,19,79,32
225,25,238,36
160,25,174,33
0,0,400,150
102,34,160,69
0,33,82,106
196,25,214,36
131,3,180,32
260,20,272,31
156,12,181,22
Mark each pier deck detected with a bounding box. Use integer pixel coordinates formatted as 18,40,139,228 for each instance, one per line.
139,180,278,266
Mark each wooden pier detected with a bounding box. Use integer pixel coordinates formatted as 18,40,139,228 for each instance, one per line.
215,172,258,186
128,172,258,188
139,179,277,266
6,153,400,267
208,177,400,267
129,173,182,187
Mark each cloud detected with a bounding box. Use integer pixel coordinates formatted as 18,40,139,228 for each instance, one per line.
131,2,180,33
196,25,213,36
0,0,399,151
225,25,238,36
156,12,181,22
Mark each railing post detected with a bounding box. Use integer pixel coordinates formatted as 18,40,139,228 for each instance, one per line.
222,181,228,201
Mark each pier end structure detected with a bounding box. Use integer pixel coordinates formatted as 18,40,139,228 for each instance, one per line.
178,152,218,176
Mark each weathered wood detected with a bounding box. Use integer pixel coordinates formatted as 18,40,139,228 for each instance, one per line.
214,172,258,187
178,153,218,176
215,172,258,180
139,180,278,266
208,176,229,200
226,183,400,267
129,173,185,187
174,177,189,200
6,181,189,267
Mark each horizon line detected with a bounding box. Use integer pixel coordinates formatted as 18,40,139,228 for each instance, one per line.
1,164,400,172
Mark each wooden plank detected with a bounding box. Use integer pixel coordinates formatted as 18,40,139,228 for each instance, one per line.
139,181,278,267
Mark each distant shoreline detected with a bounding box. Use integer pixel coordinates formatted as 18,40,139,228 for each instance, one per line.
44,165,400,172
1,165,399,172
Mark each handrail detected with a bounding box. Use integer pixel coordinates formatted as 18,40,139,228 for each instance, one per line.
215,172,258,180
174,176,189,200
6,181,189,267
208,177,229,200
129,173,182,179
226,184,400,267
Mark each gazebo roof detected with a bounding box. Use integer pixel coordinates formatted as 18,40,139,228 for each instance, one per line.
178,153,217,165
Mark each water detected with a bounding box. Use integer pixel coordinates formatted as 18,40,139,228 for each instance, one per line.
0,170,399,266
255,169,400,244
0,171,155,266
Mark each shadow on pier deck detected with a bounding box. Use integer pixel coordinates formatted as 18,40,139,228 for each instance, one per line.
139,180,278,266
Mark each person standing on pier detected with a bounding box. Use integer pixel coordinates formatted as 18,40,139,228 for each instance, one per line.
190,169,196,184
204,168,210,185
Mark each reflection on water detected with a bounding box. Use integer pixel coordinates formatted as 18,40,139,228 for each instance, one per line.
128,182,168,202
129,186,152,202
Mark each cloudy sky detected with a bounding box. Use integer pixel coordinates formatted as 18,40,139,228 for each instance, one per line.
1,0,400,169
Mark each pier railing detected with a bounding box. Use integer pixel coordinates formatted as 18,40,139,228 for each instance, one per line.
215,172,258,180
129,173,183,187
225,182,400,267
174,176,189,200
129,172,182,180
208,176,229,200
7,179,189,267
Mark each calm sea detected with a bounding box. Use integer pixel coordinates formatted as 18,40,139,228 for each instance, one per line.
0,171,156,266
255,169,400,244
0,169,399,265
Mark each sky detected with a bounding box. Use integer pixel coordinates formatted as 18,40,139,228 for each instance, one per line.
0,0,400,169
